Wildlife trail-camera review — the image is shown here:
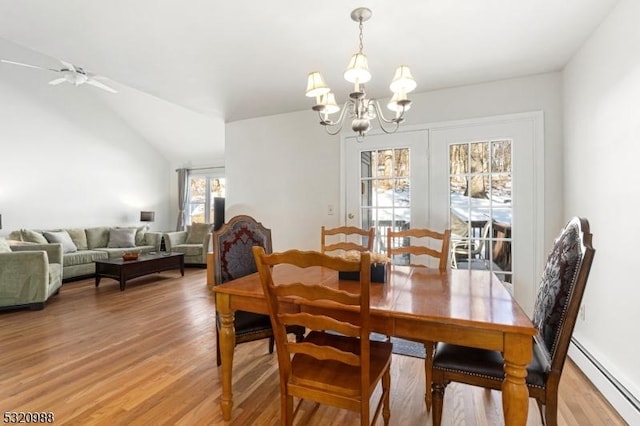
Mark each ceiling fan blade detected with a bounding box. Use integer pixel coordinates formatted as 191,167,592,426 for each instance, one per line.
59,59,76,72
86,78,118,93
48,77,67,86
1,59,58,72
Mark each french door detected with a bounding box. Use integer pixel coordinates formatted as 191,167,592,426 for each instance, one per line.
343,113,543,314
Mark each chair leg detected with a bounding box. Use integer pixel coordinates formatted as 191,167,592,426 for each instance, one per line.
432,382,446,426
537,399,546,426
544,393,558,426
424,341,435,411
282,394,294,426
295,328,305,342
268,336,275,354
382,366,391,425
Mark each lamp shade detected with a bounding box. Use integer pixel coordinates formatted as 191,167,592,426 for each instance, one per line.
319,92,340,114
140,211,155,222
387,90,412,112
305,72,331,98
389,65,417,93
344,53,371,84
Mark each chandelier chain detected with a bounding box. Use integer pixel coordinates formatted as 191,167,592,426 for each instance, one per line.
358,19,364,54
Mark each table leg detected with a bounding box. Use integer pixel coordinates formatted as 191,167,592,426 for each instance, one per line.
216,293,236,421
502,333,531,425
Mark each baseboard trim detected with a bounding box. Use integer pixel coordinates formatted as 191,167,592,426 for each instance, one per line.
569,337,639,424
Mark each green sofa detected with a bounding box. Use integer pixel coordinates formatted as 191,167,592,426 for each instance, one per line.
8,226,162,280
0,239,63,310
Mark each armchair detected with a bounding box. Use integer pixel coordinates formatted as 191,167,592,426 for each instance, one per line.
163,223,212,265
0,242,63,310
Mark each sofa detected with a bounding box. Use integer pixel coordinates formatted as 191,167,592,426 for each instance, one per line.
8,226,162,280
0,238,63,310
163,223,212,265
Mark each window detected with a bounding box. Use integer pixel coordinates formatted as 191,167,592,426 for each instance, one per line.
360,148,410,254
188,174,226,225
449,140,513,283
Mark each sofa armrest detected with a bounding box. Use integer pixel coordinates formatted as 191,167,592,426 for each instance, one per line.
10,243,63,265
143,232,163,251
163,231,188,251
0,251,49,304
202,232,212,252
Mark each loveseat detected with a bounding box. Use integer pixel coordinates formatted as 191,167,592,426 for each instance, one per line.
0,239,63,310
8,226,162,280
163,223,212,265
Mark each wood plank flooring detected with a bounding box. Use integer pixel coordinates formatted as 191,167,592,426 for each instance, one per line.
0,269,625,425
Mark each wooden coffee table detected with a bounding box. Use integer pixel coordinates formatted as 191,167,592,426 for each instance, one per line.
95,252,185,291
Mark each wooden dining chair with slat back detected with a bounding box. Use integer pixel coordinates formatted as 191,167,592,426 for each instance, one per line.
386,226,451,411
253,247,392,426
212,215,304,366
321,225,375,254
431,217,595,426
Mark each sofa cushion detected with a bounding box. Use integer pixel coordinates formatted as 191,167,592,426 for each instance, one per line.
86,227,110,249
186,223,212,244
63,250,108,267
66,228,88,250
108,228,136,248
0,237,11,253
172,243,204,256
21,229,48,244
44,231,78,254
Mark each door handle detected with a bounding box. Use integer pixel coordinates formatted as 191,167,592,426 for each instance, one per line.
348,213,355,219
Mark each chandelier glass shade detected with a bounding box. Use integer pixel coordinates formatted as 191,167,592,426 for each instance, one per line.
305,7,416,141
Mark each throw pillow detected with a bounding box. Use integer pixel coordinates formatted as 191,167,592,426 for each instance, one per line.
86,227,110,249
66,228,88,250
108,228,136,248
43,231,78,254
135,225,147,246
21,229,48,244
186,223,212,244
0,237,11,253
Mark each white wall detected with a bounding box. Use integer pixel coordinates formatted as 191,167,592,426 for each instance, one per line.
226,72,563,254
564,0,640,421
0,39,172,233
225,110,342,251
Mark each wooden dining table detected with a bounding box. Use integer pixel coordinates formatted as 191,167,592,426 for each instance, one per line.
212,264,536,425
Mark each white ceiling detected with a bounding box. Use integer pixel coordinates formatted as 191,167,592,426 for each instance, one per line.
0,1,619,124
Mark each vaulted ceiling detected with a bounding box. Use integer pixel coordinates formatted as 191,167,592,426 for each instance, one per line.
0,0,619,160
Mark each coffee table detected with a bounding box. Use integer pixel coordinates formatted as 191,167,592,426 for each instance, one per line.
95,252,185,291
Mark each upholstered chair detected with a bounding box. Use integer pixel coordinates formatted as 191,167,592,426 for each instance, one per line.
431,217,595,426
0,240,63,310
163,223,212,265
212,215,304,366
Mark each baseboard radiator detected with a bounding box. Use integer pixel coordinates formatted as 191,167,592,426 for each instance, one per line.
570,337,639,422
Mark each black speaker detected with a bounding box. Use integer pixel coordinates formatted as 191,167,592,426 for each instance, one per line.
213,197,225,231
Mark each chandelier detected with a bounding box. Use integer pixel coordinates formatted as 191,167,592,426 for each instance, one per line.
305,7,416,141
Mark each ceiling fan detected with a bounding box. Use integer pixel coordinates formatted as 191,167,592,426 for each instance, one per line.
1,58,118,93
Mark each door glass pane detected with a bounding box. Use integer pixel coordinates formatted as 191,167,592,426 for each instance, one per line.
449,139,513,284
359,148,411,251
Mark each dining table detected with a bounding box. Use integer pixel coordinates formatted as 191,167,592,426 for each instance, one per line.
212,263,535,425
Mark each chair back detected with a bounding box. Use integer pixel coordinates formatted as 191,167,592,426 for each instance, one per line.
386,227,451,271
212,215,272,285
321,225,374,254
253,247,373,396
531,217,595,375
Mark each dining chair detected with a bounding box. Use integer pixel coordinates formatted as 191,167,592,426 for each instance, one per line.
253,247,392,426
386,227,451,271
431,217,595,426
386,226,451,411
212,215,304,366
450,220,491,268
321,225,375,254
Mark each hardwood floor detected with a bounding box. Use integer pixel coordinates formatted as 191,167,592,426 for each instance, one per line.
0,269,625,425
